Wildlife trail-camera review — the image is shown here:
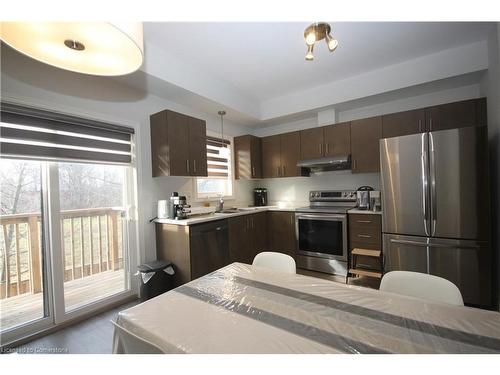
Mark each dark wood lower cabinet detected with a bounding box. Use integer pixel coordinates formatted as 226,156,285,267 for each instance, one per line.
229,212,268,264
267,211,297,258
157,211,297,287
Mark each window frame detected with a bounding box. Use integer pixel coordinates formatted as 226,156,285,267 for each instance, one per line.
193,132,235,202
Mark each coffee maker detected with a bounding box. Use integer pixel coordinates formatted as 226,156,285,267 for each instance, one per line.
253,188,268,207
167,192,191,220
356,186,374,210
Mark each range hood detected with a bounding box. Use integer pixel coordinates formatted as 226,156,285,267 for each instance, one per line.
297,155,351,172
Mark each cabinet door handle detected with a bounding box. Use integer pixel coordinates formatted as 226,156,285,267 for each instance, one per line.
276,166,280,177
418,119,423,132
325,143,329,155
193,159,197,174
319,143,322,155
357,234,372,238
282,165,285,176
252,166,255,177
356,220,372,224
186,159,190,174
352,159,356,171
429,117,433,131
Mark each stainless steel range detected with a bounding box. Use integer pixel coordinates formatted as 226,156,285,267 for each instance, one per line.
295,190,357,277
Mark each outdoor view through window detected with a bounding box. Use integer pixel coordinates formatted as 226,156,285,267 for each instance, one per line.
0,159,128,332
58,162,127,312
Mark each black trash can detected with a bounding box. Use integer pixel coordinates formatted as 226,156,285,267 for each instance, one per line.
137,260,174,301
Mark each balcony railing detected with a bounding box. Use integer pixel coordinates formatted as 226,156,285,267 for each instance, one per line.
0,207,124,300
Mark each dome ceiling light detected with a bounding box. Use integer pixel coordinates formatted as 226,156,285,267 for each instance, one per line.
0,22,144,76
303,22,338,61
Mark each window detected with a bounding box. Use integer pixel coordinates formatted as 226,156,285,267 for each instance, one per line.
195,135,233,199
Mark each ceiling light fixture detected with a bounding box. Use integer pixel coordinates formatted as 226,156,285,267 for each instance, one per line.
303,22,338,61
0,22,144,76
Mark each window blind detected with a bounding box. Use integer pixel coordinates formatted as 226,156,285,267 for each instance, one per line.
0,103,134,164
206,135,230,178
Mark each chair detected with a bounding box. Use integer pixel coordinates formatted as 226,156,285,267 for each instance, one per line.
252,252,296,274
379,271,464,306
112,320,164,354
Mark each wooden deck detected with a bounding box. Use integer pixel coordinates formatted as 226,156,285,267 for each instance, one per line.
0,270,125,331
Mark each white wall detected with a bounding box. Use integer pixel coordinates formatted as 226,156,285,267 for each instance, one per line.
0,46,253,265
255,171,380,206
480,23,500,309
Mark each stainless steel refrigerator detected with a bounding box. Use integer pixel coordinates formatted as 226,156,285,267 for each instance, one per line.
380,126,491,307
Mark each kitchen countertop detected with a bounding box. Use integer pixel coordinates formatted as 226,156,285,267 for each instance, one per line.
154,205,383,226
348,209,383,215
154,205,298,226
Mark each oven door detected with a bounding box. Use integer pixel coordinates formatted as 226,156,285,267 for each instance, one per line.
295,213,348,261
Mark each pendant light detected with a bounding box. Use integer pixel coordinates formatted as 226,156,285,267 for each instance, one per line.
0,22,144,76
218,110,230,158
303,22,338,61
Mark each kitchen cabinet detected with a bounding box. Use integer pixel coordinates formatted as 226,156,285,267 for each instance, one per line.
262,132,302,178
300,127,324,160
280,131,301,177
228,212,268,264
156,220,229,287
188,117,208,177
348,213,382,278
350,116,382,173
234,135,262,179
382,109,425,138
426,98,486,132
324,122,351,156
150,109,208,177
261,135,281,178
300,122,350,160
267,211,296,258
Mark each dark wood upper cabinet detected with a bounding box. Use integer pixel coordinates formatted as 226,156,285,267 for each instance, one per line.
261,133,301,178
300,127,324,160
234,135,262,179
150,109,207,177
426,98,485,132
324,122,351,156
382,109,425,138
267,211,296,259
188,117,208,177
280,131,301,177
261,135,281,178
350,116,382,174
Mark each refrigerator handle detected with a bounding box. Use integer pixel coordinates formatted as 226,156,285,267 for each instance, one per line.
429,132,437,236
421,133,430,236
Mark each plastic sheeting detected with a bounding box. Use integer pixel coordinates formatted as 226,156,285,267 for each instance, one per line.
114,263,500,354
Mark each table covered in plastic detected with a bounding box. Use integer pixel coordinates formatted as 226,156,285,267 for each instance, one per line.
113,263,500,353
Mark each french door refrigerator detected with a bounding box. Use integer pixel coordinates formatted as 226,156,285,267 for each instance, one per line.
380,126,491,307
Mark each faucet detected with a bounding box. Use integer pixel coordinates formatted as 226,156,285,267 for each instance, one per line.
216,195,224,212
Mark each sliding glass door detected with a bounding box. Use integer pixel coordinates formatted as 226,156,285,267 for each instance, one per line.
57,162,128,312
0,103,136,346
0,158,53,342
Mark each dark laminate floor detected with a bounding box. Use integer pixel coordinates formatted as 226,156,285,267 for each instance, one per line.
14,300,139,354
